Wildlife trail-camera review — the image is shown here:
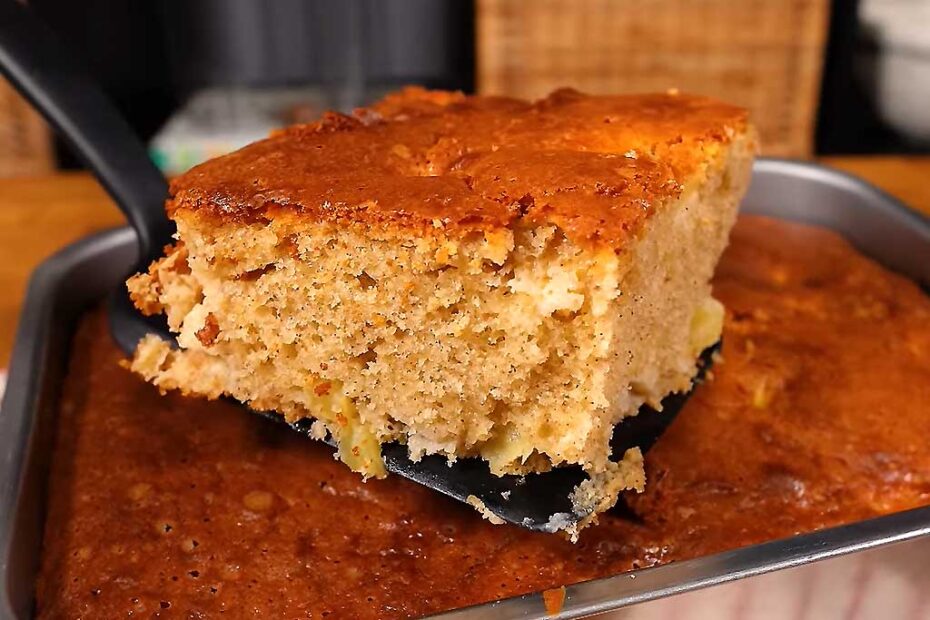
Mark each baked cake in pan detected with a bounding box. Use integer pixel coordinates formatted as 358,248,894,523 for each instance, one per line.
127,87,756,527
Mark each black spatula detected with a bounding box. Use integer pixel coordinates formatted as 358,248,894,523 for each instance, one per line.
0,0,713,534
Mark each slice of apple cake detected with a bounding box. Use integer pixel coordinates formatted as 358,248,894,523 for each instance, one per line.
127,87,756,528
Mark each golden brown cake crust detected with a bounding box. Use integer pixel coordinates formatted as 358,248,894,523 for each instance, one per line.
168,87,751,249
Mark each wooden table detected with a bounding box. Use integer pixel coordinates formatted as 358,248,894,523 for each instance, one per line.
1,156,929,366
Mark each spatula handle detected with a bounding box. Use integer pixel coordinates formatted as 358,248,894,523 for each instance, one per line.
0,0,172,268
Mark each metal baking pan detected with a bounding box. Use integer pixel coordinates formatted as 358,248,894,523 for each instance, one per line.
1,159,929,619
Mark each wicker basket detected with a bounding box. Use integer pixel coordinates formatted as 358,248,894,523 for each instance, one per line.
0,76,53,177
477,0,830,157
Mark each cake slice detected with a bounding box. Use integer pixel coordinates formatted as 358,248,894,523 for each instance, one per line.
127,88,756,527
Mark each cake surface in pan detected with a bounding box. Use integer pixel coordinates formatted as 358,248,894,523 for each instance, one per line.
124,88,755,526
37,215,930,619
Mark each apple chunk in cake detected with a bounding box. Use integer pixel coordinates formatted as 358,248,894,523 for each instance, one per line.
127,87,756,526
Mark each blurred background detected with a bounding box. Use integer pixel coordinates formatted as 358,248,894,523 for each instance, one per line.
2,0,928,178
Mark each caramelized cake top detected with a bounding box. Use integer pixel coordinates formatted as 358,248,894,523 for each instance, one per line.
167,88,752,249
